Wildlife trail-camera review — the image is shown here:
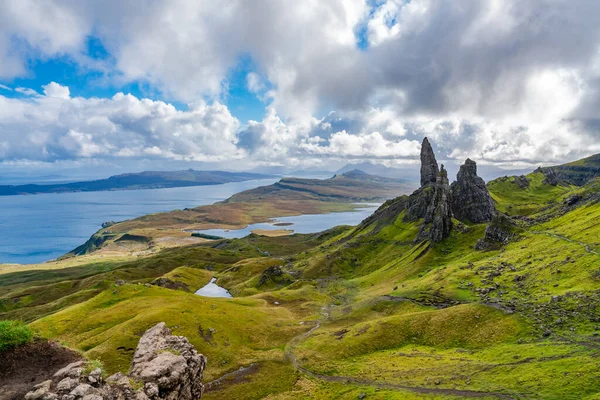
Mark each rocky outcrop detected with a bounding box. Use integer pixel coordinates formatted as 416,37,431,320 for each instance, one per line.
24,323,206,400
539,167,559,186
450,159,495,223
475,213,518,250
420,137,439,187
403,137,439,222
403,186,435,222
417,165,453,243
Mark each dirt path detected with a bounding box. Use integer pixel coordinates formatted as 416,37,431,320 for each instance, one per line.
532,231,599,255
284,306,516,400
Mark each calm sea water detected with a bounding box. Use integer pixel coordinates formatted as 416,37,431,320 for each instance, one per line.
0,179,278,265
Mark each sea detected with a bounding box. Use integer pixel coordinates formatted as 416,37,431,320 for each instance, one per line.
0,179,379,265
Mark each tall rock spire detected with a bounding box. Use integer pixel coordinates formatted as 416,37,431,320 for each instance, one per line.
420,137,439,187
450,159,495,223
417,164,453,243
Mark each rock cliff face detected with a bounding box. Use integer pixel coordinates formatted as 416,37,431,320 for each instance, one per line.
24,323,206,400
450,159,495,223
417,165,453,243
420,137,439,187
403,138,439,222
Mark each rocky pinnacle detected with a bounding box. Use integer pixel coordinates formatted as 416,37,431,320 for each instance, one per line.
420,137,439,187
450,158,495,223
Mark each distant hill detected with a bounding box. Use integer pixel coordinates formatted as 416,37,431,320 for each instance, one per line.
336,161,414,180
0,170,275,196
538,153,600,186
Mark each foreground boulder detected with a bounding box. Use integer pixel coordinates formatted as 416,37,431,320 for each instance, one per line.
451,158,496,223
24,323,206,400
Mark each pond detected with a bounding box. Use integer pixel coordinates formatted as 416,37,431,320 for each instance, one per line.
195,278,233,298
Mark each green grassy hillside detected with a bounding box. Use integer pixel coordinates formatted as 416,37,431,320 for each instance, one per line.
1,174,599,398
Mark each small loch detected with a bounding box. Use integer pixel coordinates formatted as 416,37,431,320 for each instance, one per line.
195,278,233,298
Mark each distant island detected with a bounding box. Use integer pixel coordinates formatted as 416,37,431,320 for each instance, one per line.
0,169,275,196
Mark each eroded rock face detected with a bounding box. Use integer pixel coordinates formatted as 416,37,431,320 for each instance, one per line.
403,137,439,222
24,323,206,400
420,137,439,187
451,159,495,223
417,165,453,243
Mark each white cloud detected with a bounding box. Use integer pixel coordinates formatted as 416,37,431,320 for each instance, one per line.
0,0,599,168
0,84,241,162
0,83,11,91
15,87,39,96
246,73,264,94
43,82,70,99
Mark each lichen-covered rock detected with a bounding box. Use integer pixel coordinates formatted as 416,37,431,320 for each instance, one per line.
24,323,206,400
420,137,439,187
451,159,495,223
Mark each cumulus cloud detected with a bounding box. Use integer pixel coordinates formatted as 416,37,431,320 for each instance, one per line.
0,0,600,168
0,83,241,162
43,82,70,99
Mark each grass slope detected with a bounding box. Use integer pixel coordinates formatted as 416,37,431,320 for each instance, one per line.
2,169,600,399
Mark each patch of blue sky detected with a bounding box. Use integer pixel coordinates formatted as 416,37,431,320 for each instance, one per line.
222,54,271,124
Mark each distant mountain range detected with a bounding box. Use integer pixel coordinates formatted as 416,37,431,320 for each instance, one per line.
0,170,275,196
335,161,533,183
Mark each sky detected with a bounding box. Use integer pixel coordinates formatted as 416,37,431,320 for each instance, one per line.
1,0,600,180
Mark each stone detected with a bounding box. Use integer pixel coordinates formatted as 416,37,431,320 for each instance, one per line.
23,323,206,400
420,137,439,187
56,377,79,392
24,380,53,400
82,395,104,400
450,159,495,223
129,322,207,399
87,368,102,385
53,361,84,380
70,383,95,397
144,382,159,398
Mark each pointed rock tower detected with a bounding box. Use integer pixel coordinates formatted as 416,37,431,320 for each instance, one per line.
402,137,453,242
420,137,439,187
450,159,495,223
403,137,440,222
417,164,453,243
